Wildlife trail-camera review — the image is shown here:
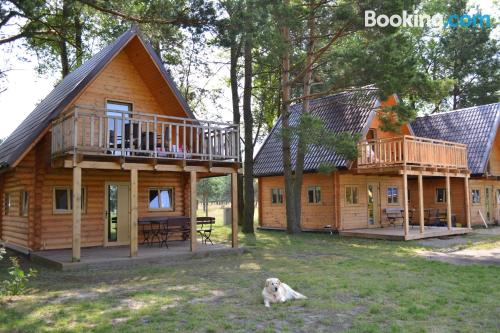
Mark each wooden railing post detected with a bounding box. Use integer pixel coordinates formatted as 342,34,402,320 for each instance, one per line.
183,120,187,159
418,173,424,233
208,123,212,161
403,170,409,239
153,115,158,158
446,175,452,230
464,176,471,228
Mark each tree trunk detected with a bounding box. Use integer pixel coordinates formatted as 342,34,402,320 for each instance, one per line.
280,0,298,234
60,0,71,78
293,0,316,229
242,18,254,234
230,40,245,227
74,7,83,68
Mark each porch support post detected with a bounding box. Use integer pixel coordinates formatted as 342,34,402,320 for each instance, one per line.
231,172,238,248
190,171,197,252
130,169,138,257
403,170,409,238
72,166,82,262
418,173,424,233
446,175,452,230
464,176,471,228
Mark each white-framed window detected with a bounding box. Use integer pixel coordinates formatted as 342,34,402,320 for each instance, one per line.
435,188,446,203
149,188,174,210
271,188,283,204
53,187,86,214
20,191,29,217
471,189,481,204
345,186,359,205
387,186,399,204
307,186,321,204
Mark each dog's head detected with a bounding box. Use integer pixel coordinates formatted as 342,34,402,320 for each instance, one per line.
265,278,281,293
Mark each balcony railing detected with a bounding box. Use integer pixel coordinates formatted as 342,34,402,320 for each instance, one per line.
51,105,240,162
357,135,467,170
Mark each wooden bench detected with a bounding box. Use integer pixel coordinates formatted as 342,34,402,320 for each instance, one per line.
384,208,403,228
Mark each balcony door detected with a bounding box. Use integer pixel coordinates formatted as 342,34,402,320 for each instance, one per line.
106,101,132,155
105,182,130,246
485,186,494,223
367,182,381,227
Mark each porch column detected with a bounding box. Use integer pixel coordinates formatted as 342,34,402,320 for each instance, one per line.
464,176,471,228
403,170,409,238
130,169,138,257
231,172,239,248
190,171,197,252
446,175,452,230
72,166,82,262
418,174,424,233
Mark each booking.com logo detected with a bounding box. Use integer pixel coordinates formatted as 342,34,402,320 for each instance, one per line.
365,10,492,29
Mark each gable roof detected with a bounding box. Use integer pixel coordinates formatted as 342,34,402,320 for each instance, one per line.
0,26,194,170
410,103,500,175
253,87,381,177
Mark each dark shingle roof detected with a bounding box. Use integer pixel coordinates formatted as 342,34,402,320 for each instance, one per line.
0,26,194,169
411,103,500,175
253,87,380,177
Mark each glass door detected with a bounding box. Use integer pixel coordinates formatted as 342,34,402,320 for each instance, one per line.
367,183,380,227
105,182,130,246
106,101,132,155
485,186,493,223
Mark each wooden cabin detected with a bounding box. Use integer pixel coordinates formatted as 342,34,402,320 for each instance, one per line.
0,27,240,261
254,86,500,240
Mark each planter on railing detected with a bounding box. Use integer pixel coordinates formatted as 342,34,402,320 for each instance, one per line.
51,105,240,162
357,135,467,169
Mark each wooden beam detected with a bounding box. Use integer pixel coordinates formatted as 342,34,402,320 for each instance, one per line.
185,165,209,173
72,166,82,262
130,169,138,257
190,171,197,252
231,172,238,248
446,175,452,230
403,171,409,238
209,166,238,174
418,174,424,233
464,176,471,228
154,164,183,172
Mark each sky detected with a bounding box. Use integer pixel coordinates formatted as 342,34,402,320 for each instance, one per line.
0,0,498,140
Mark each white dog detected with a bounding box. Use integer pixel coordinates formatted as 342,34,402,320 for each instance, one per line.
262,278,307,307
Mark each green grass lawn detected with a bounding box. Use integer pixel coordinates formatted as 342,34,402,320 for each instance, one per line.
1,217,499,332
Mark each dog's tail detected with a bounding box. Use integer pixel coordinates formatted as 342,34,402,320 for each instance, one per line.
292,290,307,300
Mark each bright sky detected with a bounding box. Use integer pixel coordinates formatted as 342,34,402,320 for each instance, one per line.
0,0,498,139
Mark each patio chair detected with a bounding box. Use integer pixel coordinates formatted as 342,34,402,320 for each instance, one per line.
197,217,214,245
384,208,404,228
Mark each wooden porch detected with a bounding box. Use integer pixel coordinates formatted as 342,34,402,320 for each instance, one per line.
339,226,471,241
31,242,245,271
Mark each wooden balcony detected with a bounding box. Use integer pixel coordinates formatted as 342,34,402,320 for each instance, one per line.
357,135,468,173
51,106,240,164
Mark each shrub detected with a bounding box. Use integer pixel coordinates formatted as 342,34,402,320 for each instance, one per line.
0,253,37,296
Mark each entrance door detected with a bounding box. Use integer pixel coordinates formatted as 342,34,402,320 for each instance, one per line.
485,186,494,223
105,182,130,246
367,183,380,227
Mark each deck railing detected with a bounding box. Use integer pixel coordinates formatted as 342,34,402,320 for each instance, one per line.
357,135,467,169
51,105,240,162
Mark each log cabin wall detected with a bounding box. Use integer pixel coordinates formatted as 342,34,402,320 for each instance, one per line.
0,149,36,251
468,178,500,225
338,173,404,230
258,173,336,230
407,177,466,226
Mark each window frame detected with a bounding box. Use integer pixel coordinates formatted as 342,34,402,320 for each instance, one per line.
471,188,481,205
148,187,175,211
52,187,87,214
387,186,399,205
307,186,322,204
345,185,360,206
20,191,29,217
271,188,284,205
435,187,447,204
